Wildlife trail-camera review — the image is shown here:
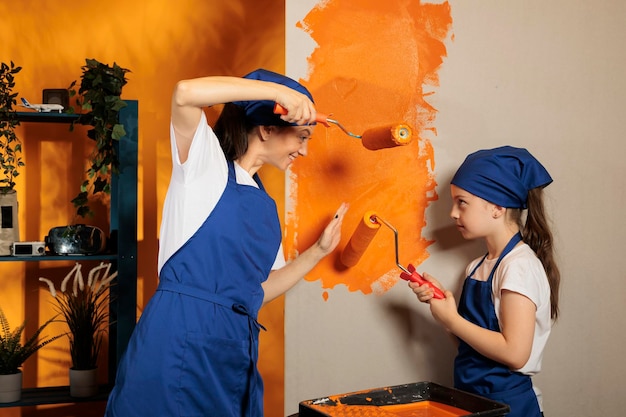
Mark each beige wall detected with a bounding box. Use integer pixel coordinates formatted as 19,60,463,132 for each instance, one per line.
285,1,626,416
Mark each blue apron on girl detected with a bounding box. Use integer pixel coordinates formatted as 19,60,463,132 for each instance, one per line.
454,233,541,417
105,160,281,417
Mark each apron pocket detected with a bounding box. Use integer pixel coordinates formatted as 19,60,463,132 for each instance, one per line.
177,331,250,417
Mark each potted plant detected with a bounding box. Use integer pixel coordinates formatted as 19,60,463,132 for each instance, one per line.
39,262,116,397
0,305,63,403
68,59,131,219
0,61,24,255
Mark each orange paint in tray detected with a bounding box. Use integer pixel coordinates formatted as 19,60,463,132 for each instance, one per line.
285,0,453,297
381,402,469,417
298,382,509,417
303,401,468,417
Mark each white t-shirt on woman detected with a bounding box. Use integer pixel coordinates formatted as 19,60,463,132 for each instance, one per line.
158,111,286,274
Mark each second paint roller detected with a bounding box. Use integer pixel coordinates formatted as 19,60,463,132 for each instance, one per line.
340,211,445,299
273,103,414,150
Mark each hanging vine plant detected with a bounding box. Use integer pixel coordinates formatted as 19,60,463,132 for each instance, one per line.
0,61,24,193
69,59,130,218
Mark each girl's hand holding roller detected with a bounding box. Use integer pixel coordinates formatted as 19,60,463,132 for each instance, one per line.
408,272,445,303
427,290,458,330
410,275,458,329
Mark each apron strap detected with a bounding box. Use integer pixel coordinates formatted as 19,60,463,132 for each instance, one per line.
157,280,266,331
469,232,523,279
488,232,523,282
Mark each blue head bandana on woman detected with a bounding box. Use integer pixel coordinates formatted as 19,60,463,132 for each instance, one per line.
233,68,316,127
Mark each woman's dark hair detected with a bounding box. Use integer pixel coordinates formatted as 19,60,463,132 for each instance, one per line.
213,103,254,161
513,188,561,320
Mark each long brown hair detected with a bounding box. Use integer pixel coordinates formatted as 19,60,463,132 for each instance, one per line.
512,188,560,320
213,104,294,161
213,103,254,161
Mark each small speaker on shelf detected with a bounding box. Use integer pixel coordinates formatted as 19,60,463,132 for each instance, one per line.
42,89,69,110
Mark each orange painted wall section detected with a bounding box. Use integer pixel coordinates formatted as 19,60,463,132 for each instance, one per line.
286,1,452,298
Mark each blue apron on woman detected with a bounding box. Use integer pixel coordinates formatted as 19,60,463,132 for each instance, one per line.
105,160,281,417
454,232,541,417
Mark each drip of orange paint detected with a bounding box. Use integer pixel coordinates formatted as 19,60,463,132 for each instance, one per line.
285,0,452,296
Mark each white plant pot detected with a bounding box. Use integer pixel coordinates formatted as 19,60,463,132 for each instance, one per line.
69,368,98,398
0,371,22,403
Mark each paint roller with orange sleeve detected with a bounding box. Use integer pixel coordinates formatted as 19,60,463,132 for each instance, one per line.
340,211,381,267
273,103,414,150
340,211,445,299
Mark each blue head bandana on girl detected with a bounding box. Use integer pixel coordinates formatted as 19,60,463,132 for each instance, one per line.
451,146,552,209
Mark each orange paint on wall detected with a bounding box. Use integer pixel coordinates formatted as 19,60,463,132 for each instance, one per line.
285,0,452,297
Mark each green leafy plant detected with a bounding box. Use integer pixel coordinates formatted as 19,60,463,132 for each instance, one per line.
0,61,24,192
40,262,116,370
0,305,63,375
69,59,130,218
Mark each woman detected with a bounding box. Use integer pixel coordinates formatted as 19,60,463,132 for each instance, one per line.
105,69,348,417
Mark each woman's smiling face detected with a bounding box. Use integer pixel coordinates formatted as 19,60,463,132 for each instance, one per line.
266,125,314,170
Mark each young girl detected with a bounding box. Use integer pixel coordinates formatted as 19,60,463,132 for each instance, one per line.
105,69,348,417
410,146,559,417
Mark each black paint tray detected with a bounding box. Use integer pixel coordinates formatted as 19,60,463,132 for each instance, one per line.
298,381,510,416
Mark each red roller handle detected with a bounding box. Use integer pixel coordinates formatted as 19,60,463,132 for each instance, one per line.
399,264,445,300
273,103,330,127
